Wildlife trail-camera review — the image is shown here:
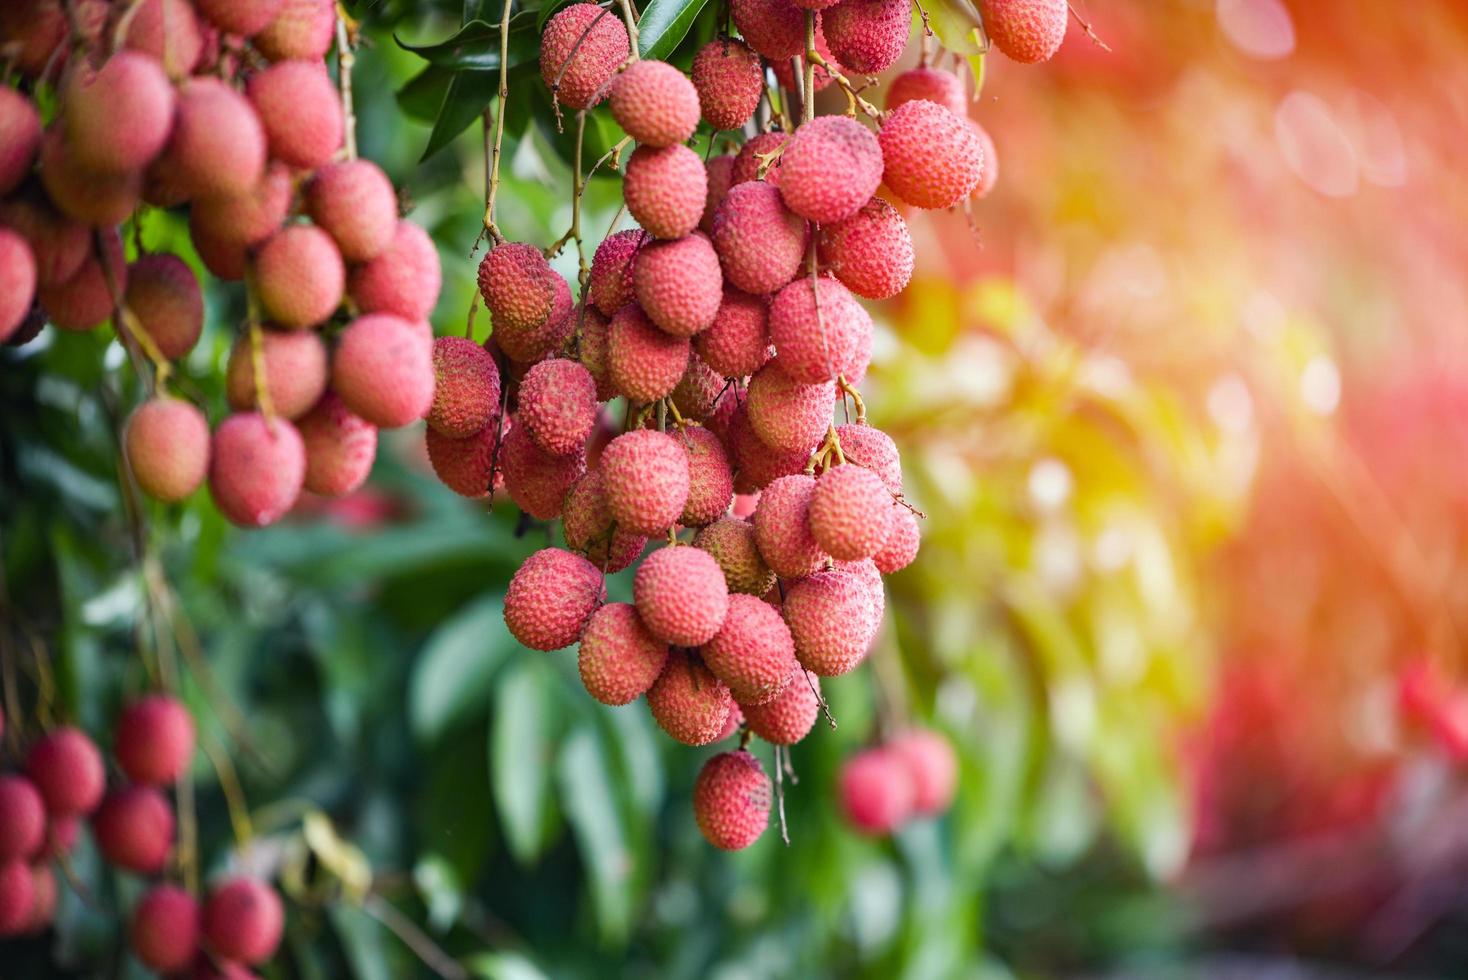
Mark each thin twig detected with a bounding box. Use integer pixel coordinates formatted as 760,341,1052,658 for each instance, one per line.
481,0,514,245
362,893,469,980
335,4,359,160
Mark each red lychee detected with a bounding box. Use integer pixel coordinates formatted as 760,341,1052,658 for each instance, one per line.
500,421,585,518
633,233,723,338
577,603,669,706
980,0,1067,64
349,219,443,322
693,750,770,850
711,181,807,296
839,747,915,834
745,360,834,453
504,548,606,651
63,51,176,174
766,276,871,385
730,0,806,60
93,785,174,873
0,88,41,196
203,877,284,965
691,39,763,131
647,653,732,746
225,328,329,421
808,463,894,560
25,726,105,816
0,775,45,861
246,59,343,170
702,593,797,705
872,505,919,573
600,429,691,535
623,144,707,240
783,567,876,675
610,59,700,148
208,413,306,527
824,0,910,73
779,115,883,224
306,160,399,263
588,229,646,317
255,0,336,61
677,424,735,527
741,669,821,744
428,336,501,438
519,358,599,456
818,197,913,300
540,3,630,110
125,397,210,503
730,131,789,188
154,77,267,201
131,884,201,973
634,545,730,647
752,473,827,579
879,99,985,210
425,423,498,498
607,303,690,403
562,469,647,572
889,729,957,815
332,313,435,429
298,394,378,497
115,694,194,786
694,288,771,379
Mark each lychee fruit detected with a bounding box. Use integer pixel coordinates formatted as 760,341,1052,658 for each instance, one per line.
0,775,45,861
623,144,707,240
0,88,42,196
839,747,915,834
478,240,562,334
783,567,875,675
779,116,883,224
38,126,142,226
818,197,913,300
980,0,1067,63
425,422,498,498
879,99,985,209
694,288,771,379
693,749,771,850
889,729,957,815
0,192,89,287
694,516,775,595
540,3,630,110
190,161,292,249
195,0,284,36
872,505,919,573
691,39,763,131
676,425,734,527
768,19,841,94
122,254,204,359
970,120,999,198
647,653,733,746
741,669,821,744
114,0,205,78
63,50,176,174
702,593,797,705
504,548,606,651
711,182,807,296
124,395,209,505
246,59,343,170
634,545,730,646
607,303,690,403
577,602,669,706
0,232,36,345
349,219,443,322
428,336,501,438
610,59,700,148
115,694,195,786
746,360,834,453
332,313,435,428
728,401,812,492
824,0,910,73
700,153,735,235
886,65,966,116
23,862,56,934
500,422,585,518
575,306,616,400
203,877,284,965
254,0,336,61
766,276,870,385
670,354,725,423
306,160,400,263
519,359,598,456
131,884,201,973
25,726,105,816
730,0,806,60
93,785,174,873
587,229,646,317
297,394,378,497
838,556,885,641
730,131,788,187
208,413,306,527
752,473,827,579
253,224,345,330
225,328,329,421
808,463,894,560
34,226,128,333
835,421,902,493
562,468,647,572
0,860,34,936
600,429,691,535
154,77,266,200
633,233,723,337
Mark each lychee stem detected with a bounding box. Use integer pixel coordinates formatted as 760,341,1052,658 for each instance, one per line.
201,728,255,847
1068,2,1112,52
334,5,359,160
802,13,816,126
617,0,641,59
246,320,278,426
805,47,882,121
773,744,791,846
481,0,515,245
837,375,866,423
98,230,172,391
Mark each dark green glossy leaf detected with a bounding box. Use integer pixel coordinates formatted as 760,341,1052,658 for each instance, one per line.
556,726,634,942
395,12,539,71
420,69,499,162
490,657,561,864
637,0,713,60
408,593,513,741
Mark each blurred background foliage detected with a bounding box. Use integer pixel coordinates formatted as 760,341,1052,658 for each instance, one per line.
7,0,1468,976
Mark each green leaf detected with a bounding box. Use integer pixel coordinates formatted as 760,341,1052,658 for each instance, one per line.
421,69,500,162
329,905,393,980
396,67,453,123
926,0,986,58
637,0,713,60
408,594,513,741
490,657,561,864
468,951,552,980
395,13,540,71
556,726,634,942
967,52,986,94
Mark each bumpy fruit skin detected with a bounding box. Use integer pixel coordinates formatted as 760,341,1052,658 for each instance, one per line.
809,463,894,560
540,3,630,110
779,116,884,224
425,423,498,498
768,19,841,94
156,77,266,200
26,727,105,816
577,603,669,705
246,60,343,169
255,0,336,61
332,314,435,428
588,229,646,317
504,548,605,651
576,307,616,400
835,422,902,492
634,545,730,646
191,162,292,255
196,0,284,36
428,336,500,438
694,750,771,849
0,860,34,935
115,695,195,786
204,877,284,965
607,304,690,404
0,775,45,861
730,0,806,60
93,785,174,873
254,225,345,330
879,99,985,210
700,154,734,235
633,233,723,337
711,182,807,296
125,397,210,503
35,225,127,331
350,220,442,322
730,131,788,187
0,88,41,196
694,517,775,595
208,413,306,527
670,355,724,422
818,197,913,300
131,885,202,973
746,360,834,453
225,329,328,421
39,126,142,225
0,193,88,287
562,469,647,572
824,0,910,73
501,422,584,518
729,402,810,493
124,254,205,359
839,747,916,834
677,425,735,526
306,160,399,263
970,121,998,198
478,241,561,333
752,474,826,579
886,66,966,116
601,429,691,535
703,593,798,705
766,276,870,384
623,144,708,240
519,359,598,456
890,729,957,815
741,670,820,744
980,0,1066,63
838,557,885,643
872,505,919,573
647,653,733,746
691,39,763,131
783,567,876,675
0,231,35,344
63,51,175,173
694,289,769,379
116,0,205,77
611,60,700,148
298,394,378,497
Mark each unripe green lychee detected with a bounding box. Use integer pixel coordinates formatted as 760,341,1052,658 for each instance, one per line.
225,328,329,421
253,224,345,330
633,233,723,337
246,59,343,169
203,877,283,965
306,160,399,263
123,254,203,359
601,429,691,535
0,775,45,861
879,99,985,210
93,785,174,873
730,0,806,60
332,313,435,429
607,304,690,403
63,50,176,174
730,131,788,187
153,77,266,201
741,669,820,744
519,358,598,456
25,727,104,816
0,88,41,196
577,603,669,706
428,336,501,438
808,463,894,560
124,397,210,503
746,360,834,453
779,115,883,224
562,469,647,571
753,473,827,579
611,60,700,148
824,0,910,73
677,425,735,527
131,885,201,973
693,749,771,850
208,413,306,527
349,219,443,323
694,516,775,596
839,746,915,834
766,275,871,385
979,0,1067,64
504,547,606,651
425,422,498,498
889,728,957,815
38,126,141,226
0,230,36,345
297,394,378,497
540,3,630,110
35,226,127,332
254,0,336,61
623,144,707,240
872,505,919,573
818,197,914,300
588,229,646,317
783,567,875,675
691,39,763,131
711,182,807,296
634,545,730,646
501,421,585,518
647,653,732,746
115,694,194,786
702,593,797,705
